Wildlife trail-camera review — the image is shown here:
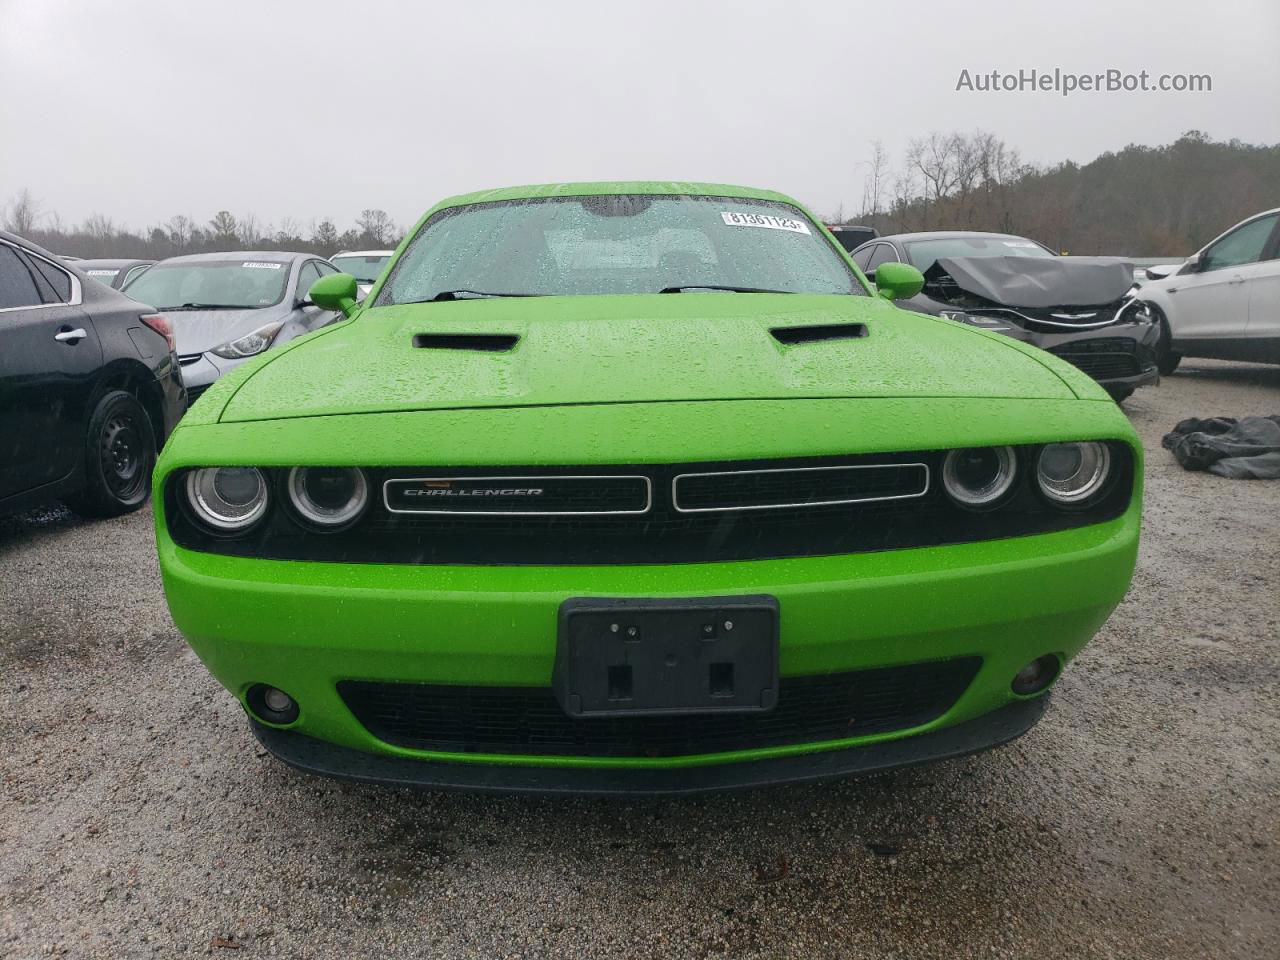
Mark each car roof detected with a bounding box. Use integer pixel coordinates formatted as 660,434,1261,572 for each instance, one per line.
149,251,311,265
75,258,154,269
436,181,797,208
873,231,1038,244
332,250,395,258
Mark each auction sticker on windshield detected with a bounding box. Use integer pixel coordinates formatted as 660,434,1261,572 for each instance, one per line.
243,261,283,269
720,211,811,234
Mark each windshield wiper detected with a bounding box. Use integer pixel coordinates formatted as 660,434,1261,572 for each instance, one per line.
659,284,793,294
410,289,542,303
161,302,260,311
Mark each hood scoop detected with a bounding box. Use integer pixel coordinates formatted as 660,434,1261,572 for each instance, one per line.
770,323,868,346
413,332,519,352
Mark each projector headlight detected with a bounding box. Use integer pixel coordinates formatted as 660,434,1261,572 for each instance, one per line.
942,446,1018,508
287,467,369,528
185,467,268,532
1037,442,1112,505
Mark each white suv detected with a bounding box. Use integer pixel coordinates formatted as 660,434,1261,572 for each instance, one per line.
1140,209,1280,373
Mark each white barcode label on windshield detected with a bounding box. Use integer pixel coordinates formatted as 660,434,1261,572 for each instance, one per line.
242,261,283,269
720,211,811,234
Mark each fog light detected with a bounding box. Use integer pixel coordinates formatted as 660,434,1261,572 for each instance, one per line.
264,688,293,713
1011,655,1060,695
247,684,299,724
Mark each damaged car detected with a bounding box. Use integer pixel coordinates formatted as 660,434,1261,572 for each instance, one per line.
153,183,1142,795
851,232,1159,402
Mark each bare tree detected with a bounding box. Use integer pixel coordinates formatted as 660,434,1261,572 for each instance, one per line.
4,188,41,235
355,208,395,245
84,213,115,241
208,210,238,244
859,140,890,221
907,133,962,228
237,213,261,247
311,218,338,251
166,214,193,247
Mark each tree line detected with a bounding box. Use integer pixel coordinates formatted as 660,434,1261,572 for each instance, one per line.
5,130,1277,261
1,198,403,260
842,130,1280,257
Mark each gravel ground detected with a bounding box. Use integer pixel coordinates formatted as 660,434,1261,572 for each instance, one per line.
2,359,1278,960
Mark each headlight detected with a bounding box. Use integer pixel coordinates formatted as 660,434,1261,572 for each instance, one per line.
210,321,285,359
942,446,1017,508
287,467,368,527
938,310,1010,331
1036,442,1112,505
185,467,268,532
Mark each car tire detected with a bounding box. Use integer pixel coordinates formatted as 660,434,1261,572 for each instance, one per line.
1152,307,1182,375
65,389,157,518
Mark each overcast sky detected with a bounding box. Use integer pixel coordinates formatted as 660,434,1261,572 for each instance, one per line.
2,0,1278,233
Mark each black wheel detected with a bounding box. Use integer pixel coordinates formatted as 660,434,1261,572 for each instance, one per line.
65,390,157,518
1152,306,1181,375
1107,387,1134,404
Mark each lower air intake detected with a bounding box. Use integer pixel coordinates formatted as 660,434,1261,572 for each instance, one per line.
338,658,981,758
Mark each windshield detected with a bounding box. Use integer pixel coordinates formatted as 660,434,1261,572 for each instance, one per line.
904,236,1055,274
123,259,290,309
378,195,863,304
84,269,120,286
330,254,392,283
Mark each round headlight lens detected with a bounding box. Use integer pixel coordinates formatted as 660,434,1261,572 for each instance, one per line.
1037,442,1111,504
287,467,368,527
185,467,268,532
942,446,1017,507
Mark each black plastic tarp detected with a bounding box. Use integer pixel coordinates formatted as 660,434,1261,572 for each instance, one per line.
1161,416,1280,479
934,256,1135,308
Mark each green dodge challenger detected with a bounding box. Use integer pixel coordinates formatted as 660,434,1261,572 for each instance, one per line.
154,182,1141,794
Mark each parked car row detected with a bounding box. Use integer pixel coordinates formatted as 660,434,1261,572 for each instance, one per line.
7,203,1278,528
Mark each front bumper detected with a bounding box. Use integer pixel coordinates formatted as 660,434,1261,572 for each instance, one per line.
177,353,250,406
1003,321,1161,391
250,696,1048,795
159,506,1139,785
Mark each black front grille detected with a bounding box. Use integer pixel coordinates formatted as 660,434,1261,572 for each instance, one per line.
1061,353,1141,380
165,447,1136,565
1051,338,1142,381
338,658,982,758
673,463,927,512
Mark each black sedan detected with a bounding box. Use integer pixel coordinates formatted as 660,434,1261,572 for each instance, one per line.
850,231,1159,402
0,231,185,518
77,258,155,290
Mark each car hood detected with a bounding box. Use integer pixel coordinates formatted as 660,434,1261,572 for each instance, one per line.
218,294,1076,422
163,307,285,356
932,257,1135,308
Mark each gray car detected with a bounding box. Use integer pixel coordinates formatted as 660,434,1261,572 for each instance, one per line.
122,252,341,405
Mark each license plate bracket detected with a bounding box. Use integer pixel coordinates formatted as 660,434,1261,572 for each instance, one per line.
554,596,779,717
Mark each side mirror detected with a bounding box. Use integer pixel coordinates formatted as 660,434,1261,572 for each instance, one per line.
308,272,360,319
1144,263,1179,281
873,261,925,301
